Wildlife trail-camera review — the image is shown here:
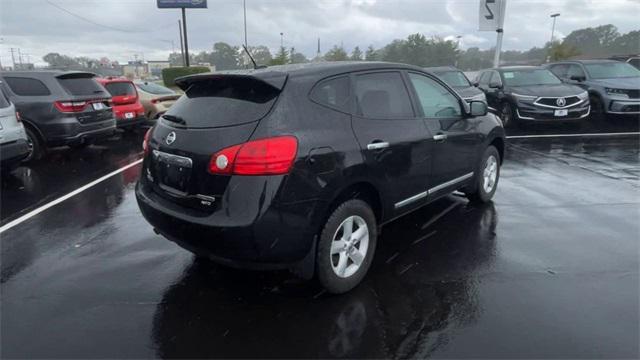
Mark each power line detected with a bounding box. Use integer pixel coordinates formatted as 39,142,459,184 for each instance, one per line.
45,0,174,33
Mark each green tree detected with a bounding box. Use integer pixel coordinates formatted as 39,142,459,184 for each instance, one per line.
548,40,581,61
609,30,640,54
248,45,272,66
324,45,349,61
289,47,308,64
365,45,378,61
270,46,289,65
211,42,240,70
350,46,363,61
42,52,80,68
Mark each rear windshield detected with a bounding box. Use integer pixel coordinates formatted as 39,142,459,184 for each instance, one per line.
164,77,280,128
58,77,108,96
436,71,471,87
104,82,136,96
136,82,175,95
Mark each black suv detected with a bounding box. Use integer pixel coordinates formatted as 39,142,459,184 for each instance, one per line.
476,66,590,127
136,62,505,293
0,71,116,161
425,66,487,103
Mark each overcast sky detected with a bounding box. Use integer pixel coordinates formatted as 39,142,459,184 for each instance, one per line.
1,0,639,66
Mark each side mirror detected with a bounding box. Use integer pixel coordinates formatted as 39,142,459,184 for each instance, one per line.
473,81,479,87
489,81,502,89
570,75,586,82
469,100,488,117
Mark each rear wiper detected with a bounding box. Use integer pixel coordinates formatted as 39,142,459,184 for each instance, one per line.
162,114,187,125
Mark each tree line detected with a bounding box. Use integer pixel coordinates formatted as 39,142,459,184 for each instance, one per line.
42,24,638,72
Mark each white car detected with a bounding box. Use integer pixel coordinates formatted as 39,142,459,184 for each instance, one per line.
0,84,29,172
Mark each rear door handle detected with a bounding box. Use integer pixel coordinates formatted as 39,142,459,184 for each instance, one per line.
433,134,447,142
367,141,389,150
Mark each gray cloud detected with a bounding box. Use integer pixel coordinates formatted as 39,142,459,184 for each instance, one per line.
1,0,638,66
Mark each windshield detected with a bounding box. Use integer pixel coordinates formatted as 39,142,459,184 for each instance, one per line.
104,82,136,96
502,69,562,86
135,82,175,95
436,71,471,87
584,62,640,79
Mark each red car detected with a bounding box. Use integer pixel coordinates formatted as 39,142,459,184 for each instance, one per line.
96,77,146,128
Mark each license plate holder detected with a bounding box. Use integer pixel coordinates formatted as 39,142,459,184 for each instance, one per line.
554,109,568,117
92,102,106,111
125,112,134,119
152,150,192,193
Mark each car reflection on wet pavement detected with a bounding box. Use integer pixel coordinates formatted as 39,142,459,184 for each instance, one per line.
1,123,639,358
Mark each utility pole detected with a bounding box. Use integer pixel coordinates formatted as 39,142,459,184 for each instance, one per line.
181,8,190,66
549,13,560,44
280,32,284,49
243,0,248,49
493,0,507,68
178,20,185,66
17,48,23,65
10,48,17,69
455,35,462,67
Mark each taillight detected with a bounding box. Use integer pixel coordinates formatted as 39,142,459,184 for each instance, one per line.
54,100,87,113
15,111,21,122
143,127,152,155
209,136,298,176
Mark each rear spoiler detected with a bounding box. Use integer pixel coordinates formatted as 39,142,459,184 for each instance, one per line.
55,71,97,79
174,71,288,92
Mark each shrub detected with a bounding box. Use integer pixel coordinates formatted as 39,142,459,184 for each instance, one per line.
162,66,210,87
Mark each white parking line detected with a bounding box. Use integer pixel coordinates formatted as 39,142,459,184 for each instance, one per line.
507,132,640,139
0,158,143,234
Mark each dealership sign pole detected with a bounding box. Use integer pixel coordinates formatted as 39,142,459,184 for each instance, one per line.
157,0,208,67
479,0,507,67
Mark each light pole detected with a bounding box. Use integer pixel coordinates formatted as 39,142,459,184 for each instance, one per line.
243,0,248,49
280,32,284,49
550,13,560,44
455,35,462,67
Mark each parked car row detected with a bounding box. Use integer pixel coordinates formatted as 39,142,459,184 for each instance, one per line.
0,71,179,171
430,59,640,128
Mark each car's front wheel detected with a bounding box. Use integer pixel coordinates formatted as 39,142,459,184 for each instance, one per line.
500,102,517,128
22,127,44,162
316,199,377,294
466,145,501,203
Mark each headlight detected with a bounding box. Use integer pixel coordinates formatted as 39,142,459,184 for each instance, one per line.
577,91,589,100
466,93,486,102
512,93,538,101
605,88,629,98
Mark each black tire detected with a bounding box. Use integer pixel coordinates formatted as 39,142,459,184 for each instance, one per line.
500,102,517,128
22,126,44,162
466,146,501,204
316,199,377,294
589,95,605,121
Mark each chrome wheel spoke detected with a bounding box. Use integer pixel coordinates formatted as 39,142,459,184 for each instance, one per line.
349,249,364,266
351,226,368,244
336,252,348,276
342,217,354,240
331,239,345,255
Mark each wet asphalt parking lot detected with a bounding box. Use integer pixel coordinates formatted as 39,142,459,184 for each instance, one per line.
1,118,639,358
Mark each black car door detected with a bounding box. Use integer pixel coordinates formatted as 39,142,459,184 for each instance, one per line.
406,72,479,195
350,71,433,215
483,71,504,108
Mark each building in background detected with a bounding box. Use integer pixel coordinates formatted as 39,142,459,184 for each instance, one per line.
122,60,148,79
147,60,171,78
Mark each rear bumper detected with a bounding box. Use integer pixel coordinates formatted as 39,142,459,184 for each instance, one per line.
135,176,322,268
116,115,147,128
45,117,117,146
0,139,30,164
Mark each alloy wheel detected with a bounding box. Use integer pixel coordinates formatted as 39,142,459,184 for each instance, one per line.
500,103,511,126
330,215,369,278
483,155,498,193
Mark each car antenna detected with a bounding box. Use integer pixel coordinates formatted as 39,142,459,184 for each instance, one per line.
242,45,266,69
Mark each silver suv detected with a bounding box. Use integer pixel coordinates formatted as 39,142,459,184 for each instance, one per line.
0,84,29,172
546,60,640,118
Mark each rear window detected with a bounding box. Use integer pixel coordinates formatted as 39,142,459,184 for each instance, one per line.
3,77,51,96
104,82,136,96
136,82,175,95
0,87,10,108
58,77,107,96
165,77,279,128
310,76,350,112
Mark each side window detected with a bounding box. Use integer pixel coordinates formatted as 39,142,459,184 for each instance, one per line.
408,73,462,118
310,76,350,112
3,77,51,96
489,71,502,85
479,71,491,85
549,64,568,78
567,64,586,78
354,72,414,118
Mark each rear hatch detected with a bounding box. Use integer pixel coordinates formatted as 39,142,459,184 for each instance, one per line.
102,81,142,119
146,72,287,211
55,72,113,124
